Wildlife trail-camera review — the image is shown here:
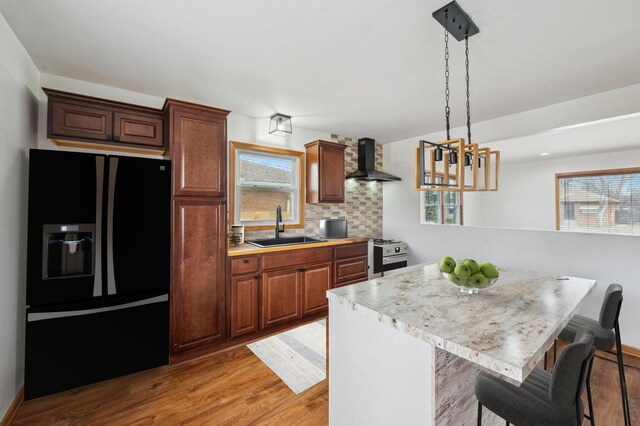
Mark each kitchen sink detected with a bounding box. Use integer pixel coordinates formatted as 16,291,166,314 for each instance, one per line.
246,236,326,248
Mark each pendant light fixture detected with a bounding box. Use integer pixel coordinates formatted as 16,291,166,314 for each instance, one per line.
415,1,500,192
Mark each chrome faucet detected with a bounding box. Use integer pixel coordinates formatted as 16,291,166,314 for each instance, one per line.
275,205,285,238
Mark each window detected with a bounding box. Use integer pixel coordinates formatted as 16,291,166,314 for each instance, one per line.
230,141,305,230
421,175,463,225
556,168,640,235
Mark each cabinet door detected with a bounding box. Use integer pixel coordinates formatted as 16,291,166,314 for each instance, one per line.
230,275,260,338
301,262,332,316
50,100,113,141
171,198,226,353
170,108,226,197
261,268,301,328
319,144,346,202
113,112,164,148
334,256,368,285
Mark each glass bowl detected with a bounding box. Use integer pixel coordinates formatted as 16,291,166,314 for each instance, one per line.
441,271,498,294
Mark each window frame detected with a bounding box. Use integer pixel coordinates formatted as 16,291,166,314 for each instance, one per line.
229,141,305,231
421,174,464,226
555,167,640,234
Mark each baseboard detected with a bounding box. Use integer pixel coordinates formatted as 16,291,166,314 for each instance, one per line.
1,386,24,426
614,344,640,360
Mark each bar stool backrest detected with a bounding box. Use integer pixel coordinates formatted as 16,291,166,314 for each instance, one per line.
549,328,595,408
599,284,623,330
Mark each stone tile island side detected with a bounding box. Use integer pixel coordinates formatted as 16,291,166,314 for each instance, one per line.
327,263,596,425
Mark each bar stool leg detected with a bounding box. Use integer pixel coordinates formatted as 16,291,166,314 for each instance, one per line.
614,321,631,426
553,339,557,364
477,401,482,426
586,365,595,426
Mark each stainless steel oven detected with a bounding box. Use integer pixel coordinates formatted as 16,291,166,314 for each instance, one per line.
372,240,408,276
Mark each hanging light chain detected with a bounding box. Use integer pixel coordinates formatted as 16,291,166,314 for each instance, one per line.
465,34,471,145
444,12,451,141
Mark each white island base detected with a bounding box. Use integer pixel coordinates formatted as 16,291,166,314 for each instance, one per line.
329,300,506,426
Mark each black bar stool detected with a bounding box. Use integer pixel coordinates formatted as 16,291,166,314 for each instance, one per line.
476,328,595,426
559,284,630,426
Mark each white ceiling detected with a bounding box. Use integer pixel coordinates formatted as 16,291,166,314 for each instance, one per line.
2,0,640,142
487,113,640,164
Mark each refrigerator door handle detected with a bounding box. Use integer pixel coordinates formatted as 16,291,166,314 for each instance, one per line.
27,294,168,322
107,157,118,295
93,157,104,297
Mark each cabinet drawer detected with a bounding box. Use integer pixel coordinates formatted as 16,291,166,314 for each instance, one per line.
230,256,260,275
335,243,368,259
262,247,333,271
335,256,368,284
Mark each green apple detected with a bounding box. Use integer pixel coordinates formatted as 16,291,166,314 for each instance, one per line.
439,258,455,273
448,274,467,286
469,272,489,288
462,259,480,275
454,263,472,278
480,262,499,279
442,256,456,264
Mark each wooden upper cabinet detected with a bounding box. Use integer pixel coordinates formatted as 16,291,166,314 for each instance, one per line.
44,88,165,153
261,268,301,328
171,198,227,354
51,101,113,141
305,140,347,204
113,112,163,147
301,262,332,316
165,100,230,197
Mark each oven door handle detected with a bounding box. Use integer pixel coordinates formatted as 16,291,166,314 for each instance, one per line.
382,254,408,265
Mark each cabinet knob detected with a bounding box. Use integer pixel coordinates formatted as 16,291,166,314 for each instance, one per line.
113,135,120,142
243,259,250,264
254,275,260,280
220,191,226,197
299,268,306,272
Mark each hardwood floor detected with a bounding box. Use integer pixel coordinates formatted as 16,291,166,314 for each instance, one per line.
12,339,638,425
13,347,327,425
545,340,640,425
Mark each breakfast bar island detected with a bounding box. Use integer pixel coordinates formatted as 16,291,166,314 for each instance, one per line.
327,264,596,425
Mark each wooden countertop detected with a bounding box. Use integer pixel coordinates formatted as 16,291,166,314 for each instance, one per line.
227,237,369,256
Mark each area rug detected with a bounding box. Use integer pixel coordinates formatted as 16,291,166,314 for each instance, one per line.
247,320,326,394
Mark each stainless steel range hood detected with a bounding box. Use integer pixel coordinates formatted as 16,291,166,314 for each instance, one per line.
345,138,401,182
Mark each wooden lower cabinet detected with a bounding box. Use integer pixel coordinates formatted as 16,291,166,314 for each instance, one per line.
301,262,332,316
230,275,260,338
334,255,368,285
261,268,301,328
171,198,227,354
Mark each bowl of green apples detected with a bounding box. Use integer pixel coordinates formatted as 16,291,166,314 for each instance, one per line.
438,256,500,294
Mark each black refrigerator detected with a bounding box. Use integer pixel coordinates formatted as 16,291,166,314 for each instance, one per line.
25,149,170,400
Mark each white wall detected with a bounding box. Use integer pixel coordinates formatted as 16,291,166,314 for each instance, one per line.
0,11,39,417
463,147,640,230
384,132,640,349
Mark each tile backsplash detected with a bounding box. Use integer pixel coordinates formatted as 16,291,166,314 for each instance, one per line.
243,135,383,240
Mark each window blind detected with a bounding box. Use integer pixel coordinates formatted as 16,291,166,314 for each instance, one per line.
557,169,640,235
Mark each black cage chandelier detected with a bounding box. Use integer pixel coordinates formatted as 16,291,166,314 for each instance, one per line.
416,1,499,192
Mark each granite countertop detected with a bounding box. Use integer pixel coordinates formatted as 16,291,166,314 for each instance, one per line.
227,237,369,256
327,263,596,382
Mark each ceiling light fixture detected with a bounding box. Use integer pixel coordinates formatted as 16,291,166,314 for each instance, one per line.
540,152,550,156
415,1,500,192
269,113,292,136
